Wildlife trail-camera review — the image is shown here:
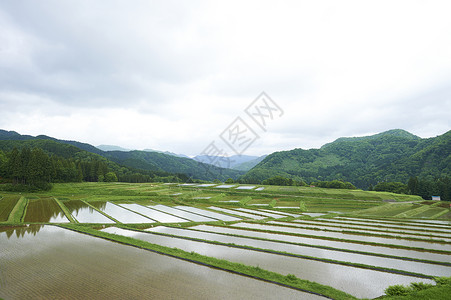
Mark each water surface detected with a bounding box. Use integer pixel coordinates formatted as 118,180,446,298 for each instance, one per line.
0,225,312,300
23,198,69,223
103,227,434,298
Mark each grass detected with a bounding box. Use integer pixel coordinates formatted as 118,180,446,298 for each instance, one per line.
382,277,451,299
7,196,27,223
0,195,20,221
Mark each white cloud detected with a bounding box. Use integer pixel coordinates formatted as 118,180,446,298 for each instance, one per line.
0,0,450,156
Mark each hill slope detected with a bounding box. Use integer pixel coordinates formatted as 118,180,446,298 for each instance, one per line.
0,130,243,181
240,129,451,188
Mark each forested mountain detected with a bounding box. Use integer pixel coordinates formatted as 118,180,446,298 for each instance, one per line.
193,154,265,170
104,151,243,181
0,139,178,187
0,130,243,182
232,155,267,171
240,129,451,189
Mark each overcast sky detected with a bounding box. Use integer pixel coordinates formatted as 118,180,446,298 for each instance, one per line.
1,1,450,156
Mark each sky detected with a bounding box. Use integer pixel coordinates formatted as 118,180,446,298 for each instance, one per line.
1,0,450,157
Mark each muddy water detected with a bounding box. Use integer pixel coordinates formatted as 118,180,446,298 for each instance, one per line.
232,223,451,252
0,225,315,300
194,225,451,263
102,227,434,299
276,221,451,241
151,205,215,222
174,206,240,221
96,202,152,223
63,200,115,223
145,226,451,277
209,206,266,219
292,219,451,238
23,198,69,223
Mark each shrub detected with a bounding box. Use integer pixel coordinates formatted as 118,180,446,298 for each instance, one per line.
385,284,410,296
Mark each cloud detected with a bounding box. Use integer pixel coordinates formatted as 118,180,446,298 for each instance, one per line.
0,0,450,156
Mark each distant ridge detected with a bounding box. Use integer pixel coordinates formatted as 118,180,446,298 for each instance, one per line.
240,129,451,188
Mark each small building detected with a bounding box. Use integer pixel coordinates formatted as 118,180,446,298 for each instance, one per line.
431,196,441,201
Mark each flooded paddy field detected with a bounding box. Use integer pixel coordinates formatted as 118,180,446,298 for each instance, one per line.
102,227,434,299
23,197,69,223
209,206,266,219
0,195,20,221
174,206,241,221
2,182,450,299
150,204,215,222
0,225,315,300
120,203,187,223
292,219,451,238
280,220,451,241
62,200,115,223
333,217,451,232
144,226,451,277
232,222,451,251
195,225,451,263
94,201,153,223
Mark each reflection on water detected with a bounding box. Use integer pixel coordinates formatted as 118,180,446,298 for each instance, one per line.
1,225,312,300
0,224,45,238
105,227,434,299
23,198,69,223
63,200,114,223
98,202,153,223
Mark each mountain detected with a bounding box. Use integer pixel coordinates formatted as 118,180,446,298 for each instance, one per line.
240,129,451,188
104,151,243,181
193,154,264,170
0,129,242,182
97,145,131,152
232,155,267,171
0,130,104,155
142,149,190,158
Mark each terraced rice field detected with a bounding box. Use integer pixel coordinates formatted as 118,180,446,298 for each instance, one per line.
1,182,450,299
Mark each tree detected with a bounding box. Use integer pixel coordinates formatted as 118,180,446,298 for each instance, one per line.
104,172,118,182
225,178,234,184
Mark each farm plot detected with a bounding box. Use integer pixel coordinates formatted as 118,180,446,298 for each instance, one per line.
279,220,451,241
209,206,266,219
192,225,451,263
145,226,451,277
0,225,313,300
102,227,434,299
231,223,451,251
173,206,241,221
331,217,451,233
93,202,152,223
62,200,115,223
119,203,186,223
291,219,451,239
150,204,215,222
23,197,69,223
0,195,20,221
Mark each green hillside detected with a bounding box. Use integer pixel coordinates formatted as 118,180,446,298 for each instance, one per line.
0,130,243,182
104,150,243,181
240,129,451,189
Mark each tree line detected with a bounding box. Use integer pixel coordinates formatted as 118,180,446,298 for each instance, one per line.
0,147,186,191
371,176,451,200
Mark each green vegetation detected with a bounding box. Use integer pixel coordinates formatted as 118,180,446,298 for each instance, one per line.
383,277,451,299
239,129,451,194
